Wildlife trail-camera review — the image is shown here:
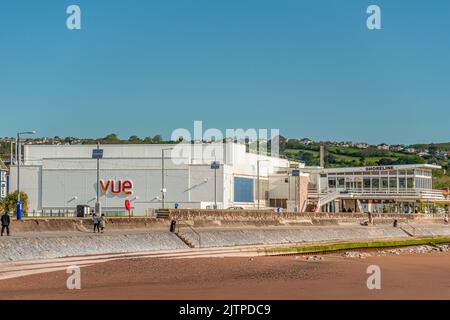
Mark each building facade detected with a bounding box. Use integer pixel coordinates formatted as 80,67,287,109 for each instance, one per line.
304,164,446,213
9,143,308,215
0,160,7,200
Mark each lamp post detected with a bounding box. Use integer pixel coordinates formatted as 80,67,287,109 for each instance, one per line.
161,147,174,209
292,169,300,212
16,130,36,220
211,161,220,209
257,159,269,210
92,143,104,215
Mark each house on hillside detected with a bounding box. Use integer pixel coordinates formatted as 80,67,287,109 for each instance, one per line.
338,141,353,148
300,138,313,145
404,146,417,153
418,151,431,157
377,143,390,150
354,143,369,149
389,145,404,152
433,150,448,158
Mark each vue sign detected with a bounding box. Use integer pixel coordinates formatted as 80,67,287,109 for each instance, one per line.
100,179,133,195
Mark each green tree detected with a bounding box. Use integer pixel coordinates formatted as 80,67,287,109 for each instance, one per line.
1,191,29,214
152,135,162,143
104,133,119,141
378,158,395,165
128,135,141,143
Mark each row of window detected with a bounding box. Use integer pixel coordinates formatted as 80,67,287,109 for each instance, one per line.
328,177,433,189
327,169,428,176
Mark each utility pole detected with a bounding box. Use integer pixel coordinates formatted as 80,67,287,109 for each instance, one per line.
161,148,173,209
16,134,19,214
257,159,269,210
292,169,300,212
96,142,100,212
16,131,36,220
92,143,103,215
211,161,220,209
257,161,260,210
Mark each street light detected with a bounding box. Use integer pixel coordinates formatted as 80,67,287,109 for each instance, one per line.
16,130,36,220
161,147,174,209
292,169,300,212
92,142,104,215
211,161,220,209
257,159,270,210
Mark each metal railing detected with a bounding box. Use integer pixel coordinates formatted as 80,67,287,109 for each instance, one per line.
175,222,201,248
310,187,445,200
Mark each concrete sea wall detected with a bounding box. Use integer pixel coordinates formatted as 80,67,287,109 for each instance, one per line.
0,231,186,262
177,226,410,248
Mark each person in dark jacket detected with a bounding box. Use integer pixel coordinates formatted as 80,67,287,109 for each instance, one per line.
93,213,101,233
1,212,11,236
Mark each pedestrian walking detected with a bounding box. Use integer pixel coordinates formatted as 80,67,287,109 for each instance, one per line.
1,211,11,236
99,213,107,233
93,213,101,233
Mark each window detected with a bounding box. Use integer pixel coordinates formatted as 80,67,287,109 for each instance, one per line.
234,177,254,202
389,178,397,188
328,179,336,188
372,179,380,188
407,178,414,188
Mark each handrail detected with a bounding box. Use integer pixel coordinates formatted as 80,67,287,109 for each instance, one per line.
399,221,416,237
176,222,201,248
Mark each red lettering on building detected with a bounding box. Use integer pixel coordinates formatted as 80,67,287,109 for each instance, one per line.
100,180,110,194
100,179,133,195
122,180,133,195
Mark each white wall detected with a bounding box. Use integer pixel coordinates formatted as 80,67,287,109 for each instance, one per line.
9,166,41,212
14,143,296,212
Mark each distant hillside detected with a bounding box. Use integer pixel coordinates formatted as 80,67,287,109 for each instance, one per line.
280,143,450,189
410,143,450,152
1,135,450,188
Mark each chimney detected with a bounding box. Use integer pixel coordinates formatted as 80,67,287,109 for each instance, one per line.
320,145,325,168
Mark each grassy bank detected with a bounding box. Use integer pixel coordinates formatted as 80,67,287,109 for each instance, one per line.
260,237,450,255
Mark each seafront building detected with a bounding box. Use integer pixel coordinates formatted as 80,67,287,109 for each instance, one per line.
7,143,448,215
304,164,446,213
8,143,308,215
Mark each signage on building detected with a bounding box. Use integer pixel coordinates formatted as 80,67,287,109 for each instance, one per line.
92,149,104,159
210,161,220,169
365,166,394,171
100,179,133,195
292,169,300,177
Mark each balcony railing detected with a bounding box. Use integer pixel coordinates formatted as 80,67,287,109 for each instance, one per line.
309,187,445,200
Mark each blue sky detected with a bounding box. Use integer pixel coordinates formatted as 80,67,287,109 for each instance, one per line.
0,0,449,144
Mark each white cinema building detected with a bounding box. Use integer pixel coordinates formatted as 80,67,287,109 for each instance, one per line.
9,143,308,216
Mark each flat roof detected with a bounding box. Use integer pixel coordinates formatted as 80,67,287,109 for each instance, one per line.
304,164,441,173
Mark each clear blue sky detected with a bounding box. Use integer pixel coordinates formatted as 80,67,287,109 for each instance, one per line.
1,0,449,144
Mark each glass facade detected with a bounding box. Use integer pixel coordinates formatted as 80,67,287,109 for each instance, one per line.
324,168,434,193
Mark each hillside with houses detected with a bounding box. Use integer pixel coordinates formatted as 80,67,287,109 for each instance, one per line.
1,135,450,189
